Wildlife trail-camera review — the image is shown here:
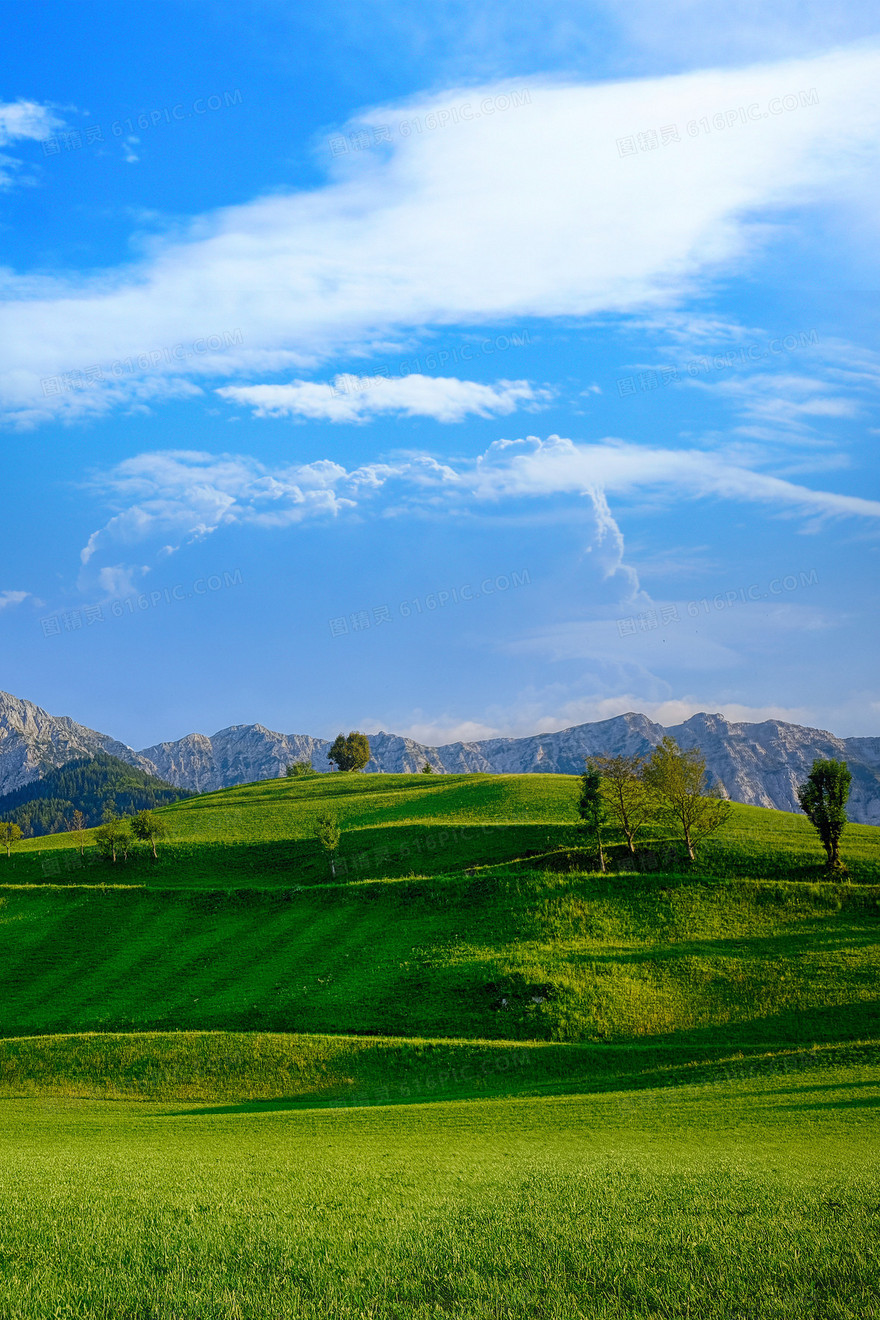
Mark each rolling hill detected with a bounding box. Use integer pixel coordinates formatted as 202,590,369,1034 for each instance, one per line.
3,768,878,1320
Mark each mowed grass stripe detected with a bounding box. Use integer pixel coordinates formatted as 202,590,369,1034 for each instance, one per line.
2,875,877,1044
10,901,189,1033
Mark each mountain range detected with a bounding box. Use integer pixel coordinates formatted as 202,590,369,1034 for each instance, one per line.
2,688,879,824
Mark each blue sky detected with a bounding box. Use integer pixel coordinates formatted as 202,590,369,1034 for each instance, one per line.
1,0,879,749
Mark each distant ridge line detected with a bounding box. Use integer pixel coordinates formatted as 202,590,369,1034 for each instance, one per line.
1,690,878,824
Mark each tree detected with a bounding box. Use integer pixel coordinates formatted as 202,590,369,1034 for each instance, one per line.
102,798,118,824
314,811,341,878
796,759,851,870
95,817,130,864
286,760,316,778
70,809,87,856
420,762,434,774
643,736,731,861
130,809,169,860
577,764,610,873
591,754,656,855
0,822,22,859
328,732,371,773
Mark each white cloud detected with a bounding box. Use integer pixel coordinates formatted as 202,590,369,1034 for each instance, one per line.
217,374,547,423
76,434,880,597
0,99,65,190
0,590,30,610
689,371,863,444
368,715,502,745
469,435,880,520
3,45,880,422
529,694,823,732
0,100,64,146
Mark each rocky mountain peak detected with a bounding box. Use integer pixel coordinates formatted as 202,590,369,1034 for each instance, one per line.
1,690,878,824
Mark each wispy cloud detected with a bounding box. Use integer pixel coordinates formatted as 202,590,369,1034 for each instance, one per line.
3,45,880,423
76,434,880,599
217,374,547,422
0,590,30,610
0,99,65,190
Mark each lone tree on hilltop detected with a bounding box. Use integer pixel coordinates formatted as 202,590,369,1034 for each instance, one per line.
328,732,370,773
130,809,169,860
420,762,434,774
0,821,22,860
577,762,610,873
315,810,341,878
591,753,657,855
796,758,851,871
643,736,731,862
286,760,316,778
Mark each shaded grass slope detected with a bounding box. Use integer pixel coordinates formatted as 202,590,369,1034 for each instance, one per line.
2,1028,878,1106
2,872,877,1046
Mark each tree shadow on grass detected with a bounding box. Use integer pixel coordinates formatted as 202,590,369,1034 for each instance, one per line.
161,1031,880,1119
21,825,564,889
576,925,880,967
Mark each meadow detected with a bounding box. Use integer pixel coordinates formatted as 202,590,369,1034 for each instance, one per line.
6,772,880,885
2,1071,879,1319
1,771,878,1317
0,871,878,1044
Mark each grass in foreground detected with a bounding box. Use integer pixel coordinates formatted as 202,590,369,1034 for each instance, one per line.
1,1067,878,1319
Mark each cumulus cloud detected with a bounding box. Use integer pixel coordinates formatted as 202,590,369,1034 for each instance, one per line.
217,374,547,422
3,45,880,422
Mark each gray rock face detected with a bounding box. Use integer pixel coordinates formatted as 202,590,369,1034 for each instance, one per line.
2,689,879,824
0,689,154,796
134,709,880,822
140,725,333,794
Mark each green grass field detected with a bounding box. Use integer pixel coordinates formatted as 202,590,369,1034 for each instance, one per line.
7,772,880,885
3,1071,879,1318
1,772,878,1316
1,872,878,1042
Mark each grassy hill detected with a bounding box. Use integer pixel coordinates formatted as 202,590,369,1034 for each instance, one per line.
1,869,877,1047
3,771,879,1318
6,771,880,884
